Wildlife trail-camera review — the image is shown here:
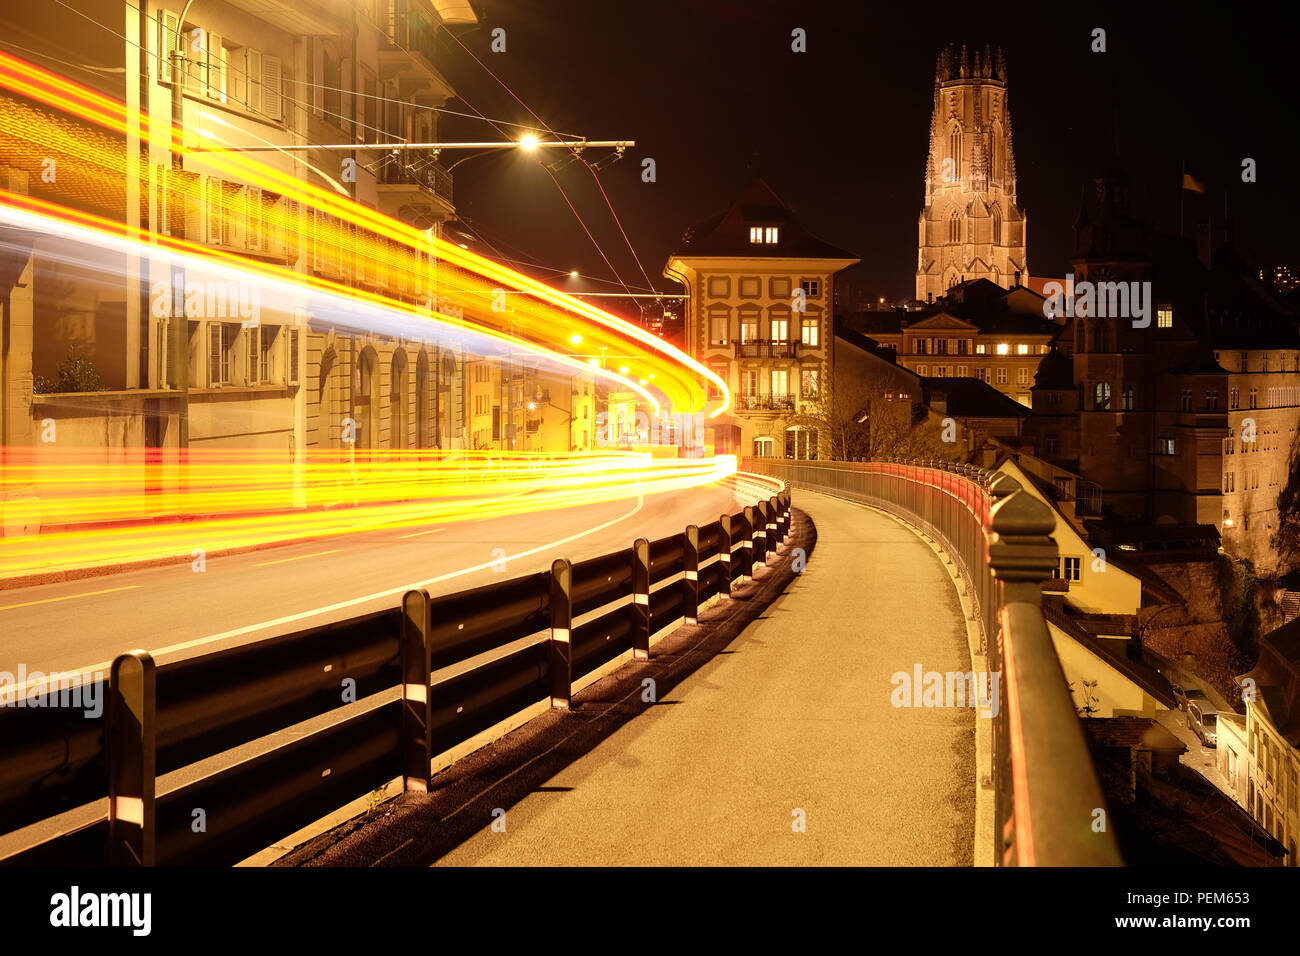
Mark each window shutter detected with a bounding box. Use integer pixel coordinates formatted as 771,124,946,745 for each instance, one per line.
207,33,225,100
205,177,222,244
209,323,221,385
160,11,180,82
245,185,262,251
287,328,300,385
261,54,283,121
246,49,262,114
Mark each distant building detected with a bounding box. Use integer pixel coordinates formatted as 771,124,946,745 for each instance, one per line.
845,278,1059,408
1022,169,1300,574
916,43,1028,302
664,177,858,458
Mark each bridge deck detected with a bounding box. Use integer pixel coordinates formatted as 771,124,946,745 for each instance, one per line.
434,490,975,866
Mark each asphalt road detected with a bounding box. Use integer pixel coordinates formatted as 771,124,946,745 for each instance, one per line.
0,477,764,678
285,489,976,866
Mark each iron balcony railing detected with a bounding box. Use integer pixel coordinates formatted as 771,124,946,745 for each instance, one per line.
740,456,1122,867
735,340,798,359
377,155,454,206
738,393,796,412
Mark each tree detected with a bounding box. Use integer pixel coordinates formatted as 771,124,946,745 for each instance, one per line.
784,363,964,461
32,349,104,394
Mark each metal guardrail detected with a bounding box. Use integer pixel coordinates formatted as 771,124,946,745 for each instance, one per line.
0,479,792,866
741,456,1122,867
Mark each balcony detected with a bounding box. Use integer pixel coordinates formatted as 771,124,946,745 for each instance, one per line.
735,340,798,360
737,393,796,413
375,155,455,227
378,5,457,99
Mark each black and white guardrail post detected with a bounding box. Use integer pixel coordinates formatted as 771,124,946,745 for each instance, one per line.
549,558,573,709
632,538,651,660
400,588,434,791
108,650,156,866
684,524,700,624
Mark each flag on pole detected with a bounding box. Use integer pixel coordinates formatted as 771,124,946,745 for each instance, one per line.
1182,166,1206,193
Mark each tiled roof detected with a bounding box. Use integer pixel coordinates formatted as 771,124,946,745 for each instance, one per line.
674,177,858,261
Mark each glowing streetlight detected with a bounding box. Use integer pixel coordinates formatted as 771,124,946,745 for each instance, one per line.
569,270,579,278
569,333,583,345
520,134,539,151
618,365,629,375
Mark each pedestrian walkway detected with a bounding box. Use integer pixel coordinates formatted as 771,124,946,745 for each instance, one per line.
435,490,975,866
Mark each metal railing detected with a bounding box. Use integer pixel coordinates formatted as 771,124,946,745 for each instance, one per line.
735,340,798,359
737,393,796,412
0,479,791,866
741,456,1122,867
376,156,454,206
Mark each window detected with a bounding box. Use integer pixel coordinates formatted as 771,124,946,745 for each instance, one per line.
957,339,969,355
1225,435,1235,455
749,225,779,244
800,279,820,297
1157,306,1173,328
801,316,820,347
956,365,968,376
739,309,759,343
917,364,928,376
741,369,758,396
948,128,960,179
1157,436,1176,455
208,322,234,384
1095,382,1111,410
770,276,791,298
749,226,762,244
708,306,729,346
801,368,819,398
915,339,929,355
769,311,790,343
1016,367,1029,385
935,338,948,355
739,277,760,298
707,363,727,400
1121,384,1134,410
1180,389,1192,412
771,368,789,397
1062,557,1081,582
1241,352,1248,372
1249,387,1258,409
1045,435,1058,454
247,324,277,383
1017,343,1029,355
995,368,1007,385
975,343,987,354
996,343,1009,355
992,205,1002,244
1224,472,1235,493
1230,387,1240,409
1205,390,1219,411
949,209,961,243
707,276,730,297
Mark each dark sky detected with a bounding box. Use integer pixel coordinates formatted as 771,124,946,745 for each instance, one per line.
437,0,1300,317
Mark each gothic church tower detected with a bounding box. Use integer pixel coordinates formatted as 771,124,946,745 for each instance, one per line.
916,43,1028,302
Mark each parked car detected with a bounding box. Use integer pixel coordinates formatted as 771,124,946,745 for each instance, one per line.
1186,701,1218,747
1171,682,1209,712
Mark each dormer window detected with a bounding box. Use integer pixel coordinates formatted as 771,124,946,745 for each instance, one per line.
749,225,780,244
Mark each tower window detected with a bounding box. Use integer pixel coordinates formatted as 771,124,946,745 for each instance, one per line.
992,205,1002,245
949,209,961,243
1095,382,1111,410
948,128,960,180
1157,306,1173,328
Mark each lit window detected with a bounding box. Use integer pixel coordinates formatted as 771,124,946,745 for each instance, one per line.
1062,557,1081,581
749,226,762,244
765,226,780,244
996,343,1010,355
975,344,987,355
1017,343,1029,355
1157,306,1173,328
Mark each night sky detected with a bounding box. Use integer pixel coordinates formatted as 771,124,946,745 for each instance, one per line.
437,0,1300,316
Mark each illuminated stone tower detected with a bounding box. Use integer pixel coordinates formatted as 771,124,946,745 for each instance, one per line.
916,43,1028,302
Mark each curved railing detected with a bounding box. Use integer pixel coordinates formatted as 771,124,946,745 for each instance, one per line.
742,457,1122,867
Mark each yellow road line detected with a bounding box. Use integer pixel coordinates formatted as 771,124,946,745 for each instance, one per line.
0,584,142,613
253,549,342,568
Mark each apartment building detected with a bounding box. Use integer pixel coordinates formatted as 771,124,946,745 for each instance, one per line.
663,177,858,458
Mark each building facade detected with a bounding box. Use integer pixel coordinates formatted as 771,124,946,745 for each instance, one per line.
916,43,1028,302
664,178,858,459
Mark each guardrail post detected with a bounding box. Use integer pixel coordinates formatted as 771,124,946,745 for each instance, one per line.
108,650,156,866
719,513,732,595
754,501,768,565
684,525,700,623
549,558,573,708
632,538,651,659
742,506,755,581
400,588,433,791
767,496,780,551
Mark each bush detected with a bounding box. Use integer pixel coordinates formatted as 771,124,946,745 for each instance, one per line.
32,350,104,394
